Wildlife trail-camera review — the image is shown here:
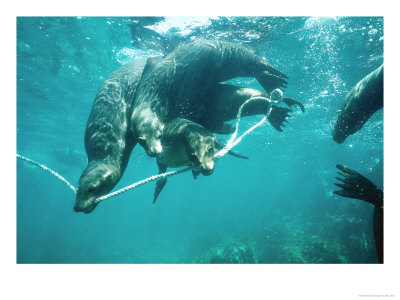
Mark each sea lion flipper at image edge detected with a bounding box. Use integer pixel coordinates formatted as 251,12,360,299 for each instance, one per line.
333,164,383,263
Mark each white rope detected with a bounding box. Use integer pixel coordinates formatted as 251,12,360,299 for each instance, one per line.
95,91,281,204
16,154,77,193
17,89,282,204
214,95,278,160
94,166,192,202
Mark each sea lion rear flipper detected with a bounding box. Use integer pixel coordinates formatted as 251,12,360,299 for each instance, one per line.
214,139,249,159
256,72,288,94
153,162,168,204
333,164,383,206
267,105,292,132
282,97,305,112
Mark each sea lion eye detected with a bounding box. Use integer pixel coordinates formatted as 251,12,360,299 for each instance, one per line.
207,147,213,155
87,185,99,193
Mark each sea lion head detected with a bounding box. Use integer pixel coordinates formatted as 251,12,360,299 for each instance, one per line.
131,104,164,157
187,132,215,176
332,94,366,144
74,161,120,213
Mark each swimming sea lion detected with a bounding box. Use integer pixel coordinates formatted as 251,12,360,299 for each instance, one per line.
153,118,248,203
334,164,383,263
132,40,304,152
333,64,383,143
74,60,148,213
76,40,303,213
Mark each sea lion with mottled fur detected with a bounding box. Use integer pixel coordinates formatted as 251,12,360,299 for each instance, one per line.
74,60,147,213
153,118,248,203
76,40,304,213
132,40,304,152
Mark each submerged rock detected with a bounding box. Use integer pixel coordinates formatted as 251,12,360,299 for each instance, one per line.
196,240,258,264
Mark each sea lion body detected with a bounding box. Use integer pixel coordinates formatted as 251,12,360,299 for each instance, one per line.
132,40,302,152
74,60,147,213
158,118,217,173
333,64,383,143
153,118,248,203
75,40,303,213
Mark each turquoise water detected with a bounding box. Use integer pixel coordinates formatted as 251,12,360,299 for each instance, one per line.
16,17,383,264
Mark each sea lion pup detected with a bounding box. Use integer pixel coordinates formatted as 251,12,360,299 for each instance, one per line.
74,60,148,213
153,118,248,203
132,40,304,149
333,64,383,144
334,164,383,263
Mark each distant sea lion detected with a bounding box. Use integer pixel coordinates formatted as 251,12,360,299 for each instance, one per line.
334,164,383,263
333,64,383,143
153,118,248,203
74,60,148,213
132,40,304,153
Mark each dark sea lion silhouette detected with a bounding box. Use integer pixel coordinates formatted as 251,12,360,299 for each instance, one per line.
153,118,248,203
334,164,383,263
132,40,304,153
333,64,383,143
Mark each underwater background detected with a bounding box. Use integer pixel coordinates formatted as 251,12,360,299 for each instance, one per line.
16,16,383,264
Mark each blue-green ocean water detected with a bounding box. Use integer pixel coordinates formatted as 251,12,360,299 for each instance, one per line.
16,17,383,264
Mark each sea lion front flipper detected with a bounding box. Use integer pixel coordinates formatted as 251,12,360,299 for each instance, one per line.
282,97,305,112
153,162,168,204
267,105,292,132
192,169,200,181
333,164,383,207
334,164,384,264
214,139,249,159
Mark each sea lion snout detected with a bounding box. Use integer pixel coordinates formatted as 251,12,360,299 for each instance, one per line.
332,125,346,144
144,140,163,157
73,198,97,214
138,135,163,157
200,160,214,176
74,162,120,213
